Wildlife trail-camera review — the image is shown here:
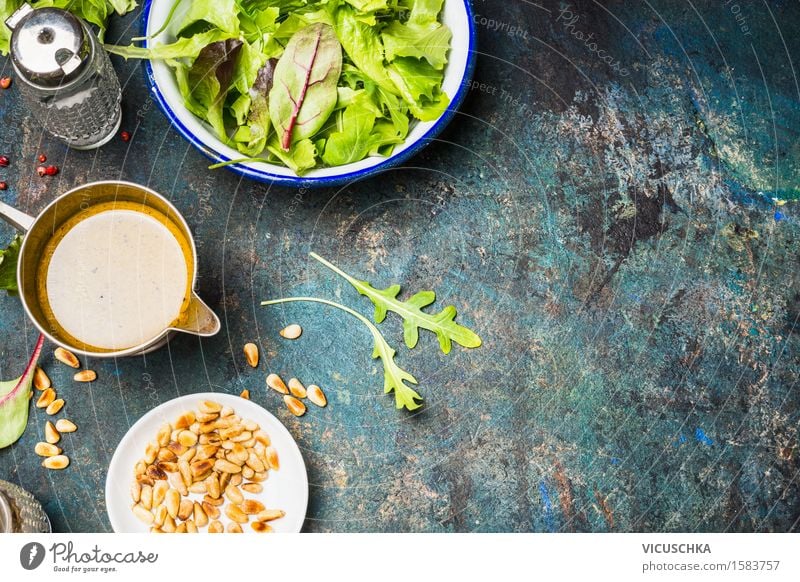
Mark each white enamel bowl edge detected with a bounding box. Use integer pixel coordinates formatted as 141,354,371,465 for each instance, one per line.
140,0,477,186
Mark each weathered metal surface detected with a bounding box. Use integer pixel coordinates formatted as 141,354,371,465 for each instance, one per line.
1,0,798,532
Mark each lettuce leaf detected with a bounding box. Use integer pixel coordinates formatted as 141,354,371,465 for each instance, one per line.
175,0,240,37
387,56,449,121
322,103,377,166
334,5,398,95
342,0,388,13
266,136,317,174
406,0,445,26
0,235,21,294
236,0,280,44
382,19,451,70
234,59,277,156
0,334,44,449
102,0,451,172
106,29,235,61
186,39,243,141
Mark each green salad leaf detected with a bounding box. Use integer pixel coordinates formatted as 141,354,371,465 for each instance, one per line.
233,58,277,156
266,135,317,173
0,334,44,449
261,297,423,411
0,235,21,294
321,102,377,166
107,29,235,61
176,0,240,37
182,39,243,140
105,0,452,173
310,252,482,354
334,5,398,95
269,22,342,150
382,19,452,70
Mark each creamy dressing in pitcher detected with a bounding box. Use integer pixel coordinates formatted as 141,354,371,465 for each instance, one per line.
37,202,193,351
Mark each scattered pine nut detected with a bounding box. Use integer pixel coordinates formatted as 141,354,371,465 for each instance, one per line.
54,347,79,368
55,419,77,433
266,373,288,394
279,324,302,339
283,395,306,417
35,442,61,457
45,421,60,444
74,369,96,382
36,388,56,409
46,398,65,415
42,455,70,470
243,343,259,367
288,378,307,399
33,367,51,390
307,384,328,408
240,389,250,399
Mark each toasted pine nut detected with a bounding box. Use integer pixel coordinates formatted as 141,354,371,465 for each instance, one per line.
54,347,79,368
244,343,259,367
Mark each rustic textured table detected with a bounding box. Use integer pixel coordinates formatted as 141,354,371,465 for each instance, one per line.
1,0,799,532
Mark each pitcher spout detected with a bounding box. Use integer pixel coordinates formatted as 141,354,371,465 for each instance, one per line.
172,293,221,337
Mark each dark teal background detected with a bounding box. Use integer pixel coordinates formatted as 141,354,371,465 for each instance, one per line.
1,0,799,531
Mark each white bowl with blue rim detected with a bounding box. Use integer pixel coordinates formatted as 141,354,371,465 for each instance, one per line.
140,0,477,187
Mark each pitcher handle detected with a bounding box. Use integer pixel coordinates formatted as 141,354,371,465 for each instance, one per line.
0,200,34,232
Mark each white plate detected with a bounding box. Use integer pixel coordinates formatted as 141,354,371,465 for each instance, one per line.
105,393,308,533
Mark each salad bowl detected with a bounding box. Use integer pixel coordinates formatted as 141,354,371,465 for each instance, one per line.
140,0,477,187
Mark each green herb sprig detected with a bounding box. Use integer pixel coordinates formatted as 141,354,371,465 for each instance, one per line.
262,252,481,411
261,297,423,410
310,252,481,354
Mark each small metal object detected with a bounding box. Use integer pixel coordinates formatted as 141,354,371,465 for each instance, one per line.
5,4,121,149
0,480,51,533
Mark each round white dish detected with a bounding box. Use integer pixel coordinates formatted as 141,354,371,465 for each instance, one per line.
105,392,308,533
140,0,478,186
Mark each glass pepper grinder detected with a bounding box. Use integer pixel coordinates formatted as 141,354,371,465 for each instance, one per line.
5,3,122,149
0,479,51,533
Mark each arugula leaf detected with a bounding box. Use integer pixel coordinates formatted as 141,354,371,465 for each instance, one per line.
0,334,44,449
0,235,21,294
321,103,377,166
261,297,423,410
310,252,482,354
269,23,342,150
